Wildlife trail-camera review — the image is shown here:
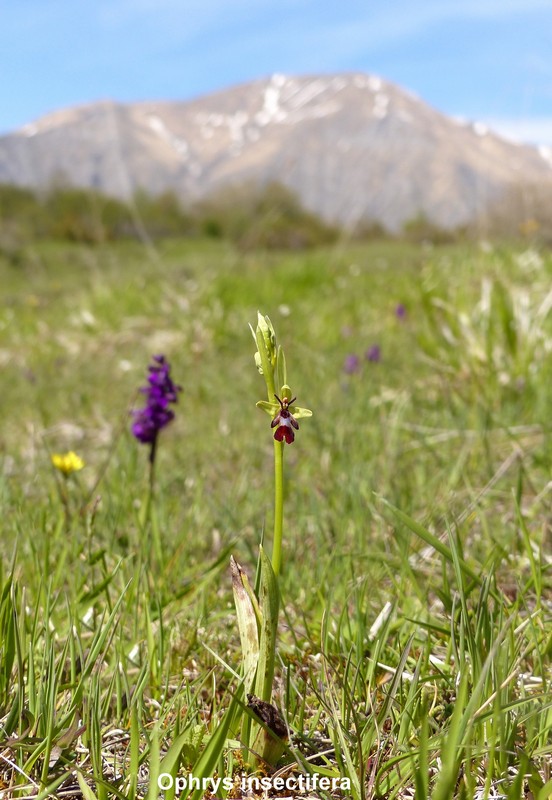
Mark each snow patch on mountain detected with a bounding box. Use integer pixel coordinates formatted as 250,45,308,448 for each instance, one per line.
147,114,189,159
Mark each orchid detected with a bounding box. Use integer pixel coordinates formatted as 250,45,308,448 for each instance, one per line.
366,344,381,362
251,313,312,447
131,354,181,550
251,313,312,577
231,313,313,767
257,385,312,445
131,354,181,461
343,353,361,374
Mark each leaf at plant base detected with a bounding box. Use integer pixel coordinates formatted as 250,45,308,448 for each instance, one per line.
247,693,289,766
253,546,279,704
231,556,259,696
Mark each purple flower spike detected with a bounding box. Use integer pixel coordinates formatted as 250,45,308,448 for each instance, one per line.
395,303,407,319
132,355,181,445
343,354,360,374
365,344,381,363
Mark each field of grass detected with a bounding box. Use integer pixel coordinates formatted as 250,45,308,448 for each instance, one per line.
1,236,551,799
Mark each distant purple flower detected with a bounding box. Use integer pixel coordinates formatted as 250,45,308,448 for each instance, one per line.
343,353,360,374
131,355,181,448
395,303,407,319
365,344,381,363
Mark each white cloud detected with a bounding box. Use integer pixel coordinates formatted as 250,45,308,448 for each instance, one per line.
485,117,552,146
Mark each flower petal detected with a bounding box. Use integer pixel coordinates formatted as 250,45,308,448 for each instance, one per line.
289,405,312,420
256,400,280,416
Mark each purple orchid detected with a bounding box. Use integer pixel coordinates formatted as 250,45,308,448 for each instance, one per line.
343,353,361,374
365,344,381,363
131,355,181,452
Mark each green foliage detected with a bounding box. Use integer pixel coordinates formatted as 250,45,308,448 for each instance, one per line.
417,267,552,424
0,184,48,259
4,177,552,255
483,181,552,246
0,179,339,251
197,180,339,250
0,184,44,235
43,186,132,243
131,188,195,239
351,216,391,242
402,211,468,244
0,238,551,797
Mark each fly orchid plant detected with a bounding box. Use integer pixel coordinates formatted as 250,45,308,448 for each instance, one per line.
231,313,311,768
252,313,312,576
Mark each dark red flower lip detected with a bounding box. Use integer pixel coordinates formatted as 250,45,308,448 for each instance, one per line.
270,394,299,444
273,423,296,444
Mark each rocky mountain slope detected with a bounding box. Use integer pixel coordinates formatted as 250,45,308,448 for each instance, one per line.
1,73,551,230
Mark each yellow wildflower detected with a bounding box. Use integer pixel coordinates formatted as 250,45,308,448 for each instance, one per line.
51,451,85,475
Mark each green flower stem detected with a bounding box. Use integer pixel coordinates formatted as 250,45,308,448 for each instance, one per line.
138,443,155,530
148,435,157,509
60,474,71,530
139,436,162,570
149,442,164,569
254,322,284,575
272,439,284,576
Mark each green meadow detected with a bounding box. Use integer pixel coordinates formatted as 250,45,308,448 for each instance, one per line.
1,236,551,799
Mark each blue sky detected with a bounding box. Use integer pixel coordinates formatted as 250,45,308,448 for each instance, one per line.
2,0,551,143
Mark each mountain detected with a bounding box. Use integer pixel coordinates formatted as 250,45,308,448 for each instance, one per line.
1,73,551,231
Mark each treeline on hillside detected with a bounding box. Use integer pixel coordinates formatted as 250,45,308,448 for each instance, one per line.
351,181,552,247
1,178,551,255
0,181,338,252
478,182,552,246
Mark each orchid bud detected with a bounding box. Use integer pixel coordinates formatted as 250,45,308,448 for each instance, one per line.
254,351,263,375
256,312,277,368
